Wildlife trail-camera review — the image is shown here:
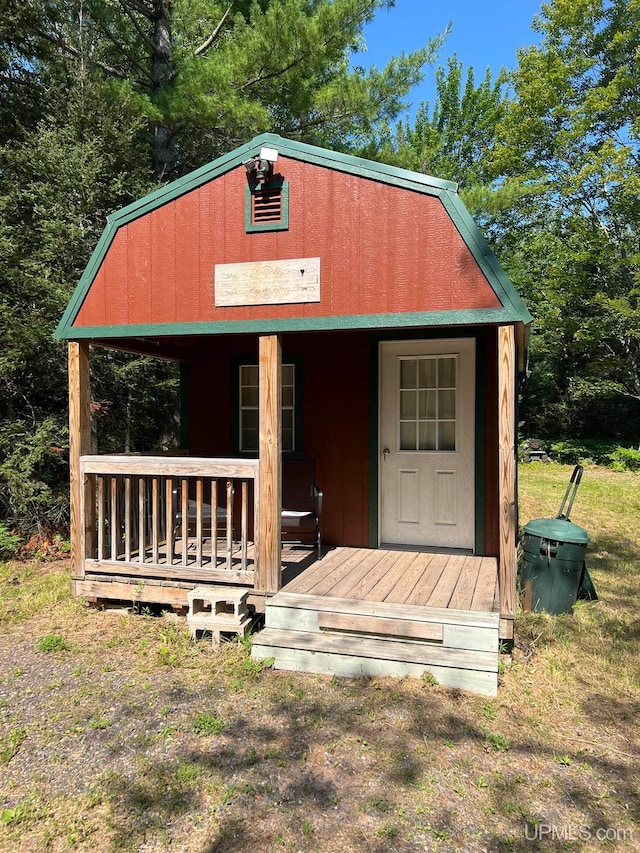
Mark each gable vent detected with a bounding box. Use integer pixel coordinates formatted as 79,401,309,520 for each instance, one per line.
245,179,288,232
252,186,283,224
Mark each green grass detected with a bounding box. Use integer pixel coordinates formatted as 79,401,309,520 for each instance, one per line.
0,464,638,853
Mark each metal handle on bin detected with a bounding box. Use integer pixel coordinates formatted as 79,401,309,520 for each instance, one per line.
556,465,583,521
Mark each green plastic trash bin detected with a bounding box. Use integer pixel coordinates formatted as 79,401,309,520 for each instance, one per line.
520,517,590,615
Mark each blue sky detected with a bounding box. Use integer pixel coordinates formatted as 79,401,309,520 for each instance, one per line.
357,0,543,117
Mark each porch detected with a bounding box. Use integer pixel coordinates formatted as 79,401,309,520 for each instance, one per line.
71,450,502,694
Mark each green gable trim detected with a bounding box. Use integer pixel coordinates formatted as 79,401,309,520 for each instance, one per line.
55,132,531,340
263,133,458,194
56,307,526,342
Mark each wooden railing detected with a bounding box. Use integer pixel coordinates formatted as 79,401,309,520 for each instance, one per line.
79,456,260,584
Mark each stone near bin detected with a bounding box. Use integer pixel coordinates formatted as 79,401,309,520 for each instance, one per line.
187,586,251,645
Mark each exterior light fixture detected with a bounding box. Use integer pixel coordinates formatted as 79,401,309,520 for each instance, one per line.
244,146,279,184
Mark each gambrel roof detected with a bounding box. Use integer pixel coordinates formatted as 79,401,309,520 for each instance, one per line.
55,133,532,341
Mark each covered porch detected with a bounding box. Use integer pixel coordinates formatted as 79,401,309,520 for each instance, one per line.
67,324,520,639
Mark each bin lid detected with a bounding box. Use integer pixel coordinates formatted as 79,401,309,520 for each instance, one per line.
523,516,590,544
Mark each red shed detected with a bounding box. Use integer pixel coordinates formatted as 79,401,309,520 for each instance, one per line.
57,135,531,695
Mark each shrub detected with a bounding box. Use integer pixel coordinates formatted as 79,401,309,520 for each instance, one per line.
0,417,69,536
547,439,618,466
0,523,22,559
608,446,640,472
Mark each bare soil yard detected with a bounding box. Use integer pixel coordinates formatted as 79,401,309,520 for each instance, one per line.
1,465,639,852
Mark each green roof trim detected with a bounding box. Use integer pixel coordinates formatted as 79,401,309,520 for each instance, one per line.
55,133,532,341
56,307,526,343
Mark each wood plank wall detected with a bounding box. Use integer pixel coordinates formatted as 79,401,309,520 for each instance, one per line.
73,158,501,330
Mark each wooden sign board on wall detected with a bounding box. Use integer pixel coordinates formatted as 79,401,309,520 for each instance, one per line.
215,257,321,307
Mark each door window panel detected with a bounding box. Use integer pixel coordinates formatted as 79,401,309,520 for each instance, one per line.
398,355,458,451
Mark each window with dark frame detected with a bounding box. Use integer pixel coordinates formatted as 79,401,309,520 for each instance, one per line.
239,363,296,453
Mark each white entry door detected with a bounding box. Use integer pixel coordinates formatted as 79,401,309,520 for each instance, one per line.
379,339,475,550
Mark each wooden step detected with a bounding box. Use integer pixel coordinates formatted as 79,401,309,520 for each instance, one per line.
252,628,498,696
265,591,499,653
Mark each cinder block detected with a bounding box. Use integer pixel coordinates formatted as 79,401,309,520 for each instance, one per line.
187,586,251,645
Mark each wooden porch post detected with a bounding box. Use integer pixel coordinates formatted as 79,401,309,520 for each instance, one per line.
256,334,282,593
68,341,93,587
498,325,517,639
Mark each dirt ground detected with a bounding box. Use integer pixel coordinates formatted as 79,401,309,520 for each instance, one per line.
1,555,638,853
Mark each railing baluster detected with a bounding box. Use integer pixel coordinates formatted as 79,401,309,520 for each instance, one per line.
165,477,174,566
181,478,189,567
212,479,218,567
124,476,131,562
152,477,159,564
226,479,233,571
196,477,203,567
138,477,146,563
241,480,248,571
109,477,118,560
97,476,105,560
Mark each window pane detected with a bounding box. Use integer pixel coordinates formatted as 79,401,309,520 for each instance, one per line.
400,359,417,389
439,389,456,419
419,421,436,450
400,390,416,419
282,364,294,385
400,422,417,450
419,358,437,388
438,422,456,451
282,386,294,407
282,429,294,452
438,357,456,387
242,409,258,430
241,386,259,407
420,389,436,419
282,409,293,430
241,428,258,452
241,365,259,386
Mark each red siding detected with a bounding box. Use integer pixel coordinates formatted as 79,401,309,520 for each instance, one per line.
187,331,371,548
74,156,501,329
185,329,500,551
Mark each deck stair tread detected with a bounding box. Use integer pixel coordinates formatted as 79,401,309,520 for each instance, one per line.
253,628,498,673
267,590,500,628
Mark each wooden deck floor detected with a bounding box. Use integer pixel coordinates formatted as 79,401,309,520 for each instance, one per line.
280,547,499,612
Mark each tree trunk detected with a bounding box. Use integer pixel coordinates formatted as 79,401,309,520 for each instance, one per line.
150,0,176,180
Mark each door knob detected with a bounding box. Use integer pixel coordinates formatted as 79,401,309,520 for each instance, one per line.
383,447,391,460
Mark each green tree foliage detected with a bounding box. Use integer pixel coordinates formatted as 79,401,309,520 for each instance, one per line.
19,0,443,179
0,0,443,534
0,71,174,533
388,55,508,190
492,0,640,438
